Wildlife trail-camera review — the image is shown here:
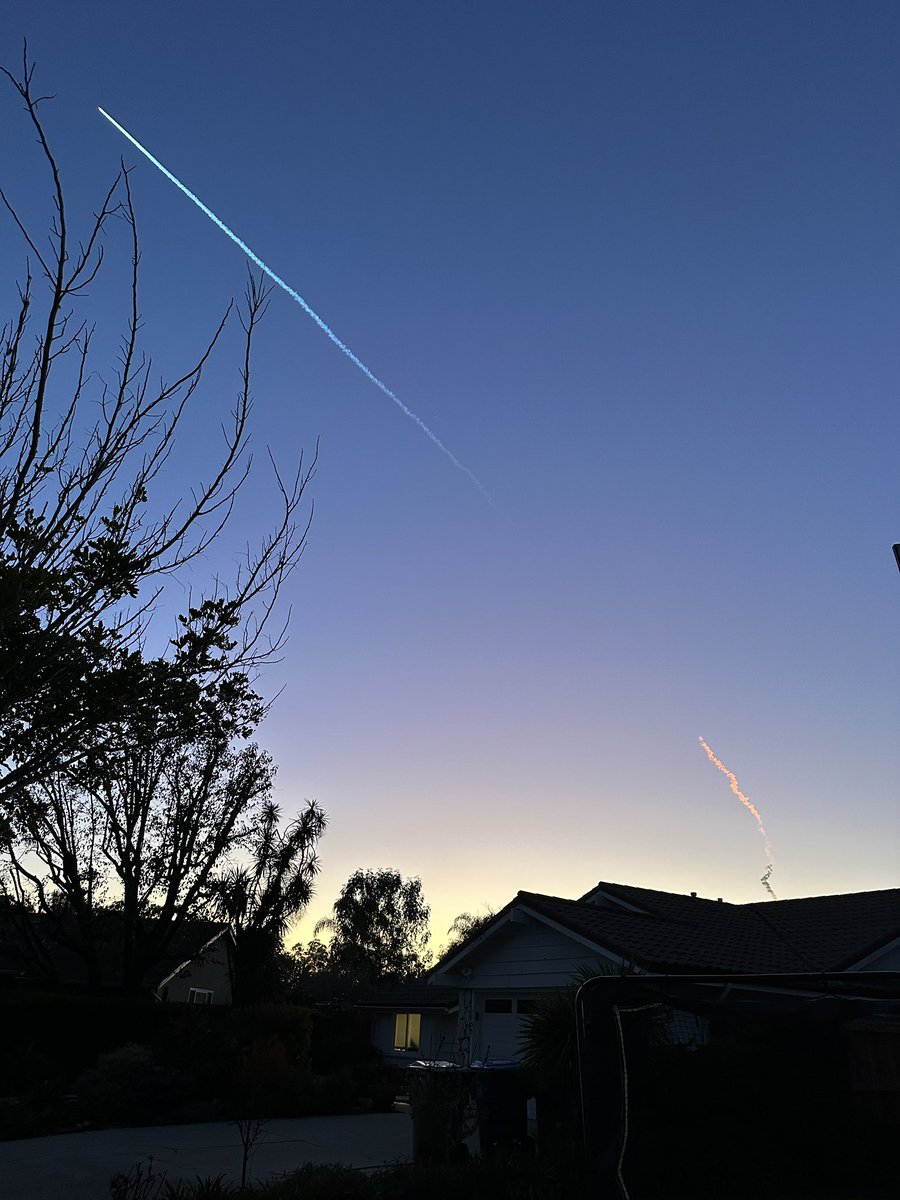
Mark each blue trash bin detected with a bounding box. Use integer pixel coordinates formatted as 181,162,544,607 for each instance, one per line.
471,1059,528,1153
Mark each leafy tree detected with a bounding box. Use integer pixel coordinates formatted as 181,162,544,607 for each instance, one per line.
0,54,314,990
314,868,431,991
440,907,495,958
212,799,327,1005
286,936,340,1002
2,723,274,991
0,52,313,836
292,937,332,976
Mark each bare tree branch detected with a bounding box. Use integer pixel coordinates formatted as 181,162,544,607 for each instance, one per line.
0,54,314,831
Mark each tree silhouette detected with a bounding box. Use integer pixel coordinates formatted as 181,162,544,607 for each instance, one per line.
0,50,313,838
3,723,274,991
213,799,327,1005
0,52,314,990
441,907,495,958
315,868,431,991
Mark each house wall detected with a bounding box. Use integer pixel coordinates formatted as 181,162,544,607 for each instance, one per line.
370,1010,459,1067
433,915,620,1063
849,939,900,971
445,916,616,991
162,937,232,1005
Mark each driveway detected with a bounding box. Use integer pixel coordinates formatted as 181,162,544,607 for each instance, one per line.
0,1112,412,1199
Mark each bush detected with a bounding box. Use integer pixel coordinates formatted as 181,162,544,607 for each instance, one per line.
0,996,389,1137
228,1005,313,1068
309,1009,373,1074
108,1149,583,1200
226,1035,303,1118
0,1085,75,1140
0,992,169,1093
75,1043,192,1127
161,1177,236,1199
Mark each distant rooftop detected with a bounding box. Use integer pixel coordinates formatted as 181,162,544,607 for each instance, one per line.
436,880,900,976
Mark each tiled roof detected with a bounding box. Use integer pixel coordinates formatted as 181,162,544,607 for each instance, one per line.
506,882,900,975
742,888,900,971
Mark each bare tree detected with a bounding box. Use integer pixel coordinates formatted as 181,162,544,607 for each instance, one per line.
0,50,313,836
234,1116,268,1190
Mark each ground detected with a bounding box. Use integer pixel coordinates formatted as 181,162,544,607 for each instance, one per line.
0,1112,412,1199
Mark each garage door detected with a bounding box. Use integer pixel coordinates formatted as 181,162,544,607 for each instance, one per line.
478,996,537,1061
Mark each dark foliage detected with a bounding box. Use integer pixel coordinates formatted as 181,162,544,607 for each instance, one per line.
0,54,314,994
212,801,326,1006
438,908,495,960
108,1149,584,1200
312,869,431,993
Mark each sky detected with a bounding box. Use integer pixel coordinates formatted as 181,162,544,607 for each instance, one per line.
2,2,899,953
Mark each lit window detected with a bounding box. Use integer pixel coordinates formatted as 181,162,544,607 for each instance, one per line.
188,988,214,1005
393,1012,421,1051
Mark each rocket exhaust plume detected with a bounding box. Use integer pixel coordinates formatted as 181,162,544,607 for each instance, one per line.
97,107,498,511
699,737,777,900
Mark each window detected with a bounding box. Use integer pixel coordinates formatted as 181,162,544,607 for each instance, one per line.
188,988,214,1005
393,1012,421,1052
484,998,513,1014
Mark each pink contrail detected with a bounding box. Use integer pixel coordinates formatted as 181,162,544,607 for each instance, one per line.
699,737,776,900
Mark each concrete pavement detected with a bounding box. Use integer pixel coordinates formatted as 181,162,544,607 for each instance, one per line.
0,1111,413,1199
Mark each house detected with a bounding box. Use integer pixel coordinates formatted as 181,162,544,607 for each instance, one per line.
151,924,234,1005
420,880,900,1061
357,981,459,1067
0,913,234,1004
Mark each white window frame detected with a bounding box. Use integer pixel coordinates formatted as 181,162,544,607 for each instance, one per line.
188,987,214,1005
393,1011,421,1052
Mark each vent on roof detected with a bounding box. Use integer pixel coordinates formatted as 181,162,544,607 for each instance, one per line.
690,892,697,899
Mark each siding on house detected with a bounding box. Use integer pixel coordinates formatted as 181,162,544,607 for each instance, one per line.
440,913,616,991
370,1009,459,1066
157,934,233,1005
848,938,900,972
432,913,620,1062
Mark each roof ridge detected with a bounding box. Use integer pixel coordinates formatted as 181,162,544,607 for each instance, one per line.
520,890,703,931
741,886,900,908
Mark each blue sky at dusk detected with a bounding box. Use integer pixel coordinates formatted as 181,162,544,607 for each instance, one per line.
2,2,898,950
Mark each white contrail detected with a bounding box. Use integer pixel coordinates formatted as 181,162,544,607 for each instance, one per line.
97,106,498,510
699,737,777,900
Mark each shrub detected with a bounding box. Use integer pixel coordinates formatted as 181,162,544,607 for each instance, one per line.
161,1177,236,1199
227,1035,302,1118
227,1005,313,1069
0,992,168,1091
75,1043,191,1127
108,1160,167,1200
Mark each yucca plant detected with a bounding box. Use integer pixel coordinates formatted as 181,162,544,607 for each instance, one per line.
518,959,665,1144
518,961,621,1096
